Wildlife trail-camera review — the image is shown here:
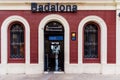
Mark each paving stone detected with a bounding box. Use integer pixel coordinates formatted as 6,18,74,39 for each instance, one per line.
0,74,120,80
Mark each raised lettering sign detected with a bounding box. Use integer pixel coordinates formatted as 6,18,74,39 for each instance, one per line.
31,3,77,13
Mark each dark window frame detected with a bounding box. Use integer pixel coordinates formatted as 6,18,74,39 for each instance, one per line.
8,21,25,63
83,22,100,63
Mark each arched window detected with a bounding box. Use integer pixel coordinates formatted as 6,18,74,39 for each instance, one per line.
83,22,100,63
8,22,25,63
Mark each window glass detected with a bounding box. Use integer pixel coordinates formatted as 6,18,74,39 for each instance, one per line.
84,23,98,58
10,23,24,58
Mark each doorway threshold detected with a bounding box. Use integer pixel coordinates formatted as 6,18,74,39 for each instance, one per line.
44,71,64,74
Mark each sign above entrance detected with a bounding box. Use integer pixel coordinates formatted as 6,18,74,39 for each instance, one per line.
31,3,77,13
49,36,63,41
45,21,64,32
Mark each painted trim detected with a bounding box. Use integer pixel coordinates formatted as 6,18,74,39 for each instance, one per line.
78,16,107,64
0,0,115,3
0,2,116,10
38,14,70,73
1,15,30,65
116,10,120,65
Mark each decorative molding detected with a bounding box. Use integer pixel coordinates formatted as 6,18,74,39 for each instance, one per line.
116,10,120,64
1,15,30,64
78,15,107,64
38,14,70,73
0,1,116,10
0,0,115,4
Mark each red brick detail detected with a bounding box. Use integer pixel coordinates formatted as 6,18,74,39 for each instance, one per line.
107,13,116,63
70,32,78,63
0,10,116,64
30,23,38,63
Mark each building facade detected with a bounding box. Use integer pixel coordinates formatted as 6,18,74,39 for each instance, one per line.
0,0,120,74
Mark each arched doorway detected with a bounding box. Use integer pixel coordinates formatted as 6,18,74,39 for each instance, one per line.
44,21,64,72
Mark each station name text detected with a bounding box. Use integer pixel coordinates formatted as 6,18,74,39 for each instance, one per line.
31,3,77,13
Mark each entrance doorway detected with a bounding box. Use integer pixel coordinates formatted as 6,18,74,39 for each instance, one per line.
44,21,64,72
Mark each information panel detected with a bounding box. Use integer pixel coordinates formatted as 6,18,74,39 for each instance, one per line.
49,36,63,40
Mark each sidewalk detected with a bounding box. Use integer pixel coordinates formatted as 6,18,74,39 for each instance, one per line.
0,73,120,80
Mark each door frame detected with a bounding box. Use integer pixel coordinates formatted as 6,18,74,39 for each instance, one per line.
38,14,70,73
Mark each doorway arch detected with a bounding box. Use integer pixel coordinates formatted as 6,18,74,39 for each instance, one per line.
38,14,70,72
